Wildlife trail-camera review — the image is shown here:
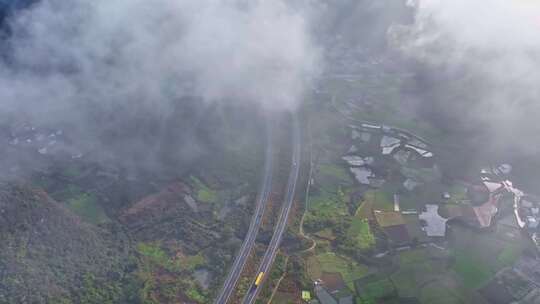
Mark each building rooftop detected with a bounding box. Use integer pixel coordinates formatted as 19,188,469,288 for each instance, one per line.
483,181,504,193
473,194,500,228
374,210,412,244
419,204,448,237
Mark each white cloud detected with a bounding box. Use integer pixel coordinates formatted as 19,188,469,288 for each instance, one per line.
392,0,540,153
0,0,320,125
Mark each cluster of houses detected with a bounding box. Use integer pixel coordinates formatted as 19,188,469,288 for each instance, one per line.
518,196,540,246
343,123,511,245
344,123,434,189
372,171,512,247
6,122,84,159
477,164,540,250
309,124,439,304
310,120,540,304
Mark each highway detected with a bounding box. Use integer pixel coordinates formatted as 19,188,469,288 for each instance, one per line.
242,115,301,304
214,122,274,304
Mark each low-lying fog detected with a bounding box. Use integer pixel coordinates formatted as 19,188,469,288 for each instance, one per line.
1,0,540,191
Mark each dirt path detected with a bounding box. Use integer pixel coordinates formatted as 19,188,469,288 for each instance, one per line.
298,118,317,253
266,255,290,304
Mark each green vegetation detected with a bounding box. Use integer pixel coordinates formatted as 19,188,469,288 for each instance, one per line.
448,225,525,290
32,176,54,190
49,296,74,304
135,243,209,303
399,249,430,264
62,165,83,178
448,184,468,202
308,253,369,290
190,176,218,204
451,252,492,289
304,187,349,233
390,248,457,300
137,242,205,272
366,189,394,211
137,243,169,265
79,273,123,304
237,276,252,297
324,73,445,142
309,189,348,218
67,192,109,225
496,246,522,268
347,218,375,250
319,164,352,185
391,270,418,298
360,278,396,302
302,69,537,304
356,190,394,219
398,181,446,210
419,283,464,304
314,228,336,240
185,285,206,303
49,182,109,225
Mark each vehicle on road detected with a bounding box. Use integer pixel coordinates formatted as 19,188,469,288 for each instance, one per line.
242,115,301,304
254,272,264,287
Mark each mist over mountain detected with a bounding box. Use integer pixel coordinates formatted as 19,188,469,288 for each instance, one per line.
393,0,540,155
0,0,319,178
1,0,319,114
2,0,538,156
3,1,540,303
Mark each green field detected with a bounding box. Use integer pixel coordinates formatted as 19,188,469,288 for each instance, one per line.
355,189,394,219
451,251,492,289
190,176,218,204
137,242,206,272
448,184,468,202
373,186,397,211
496,245,522,269
62,164,83,178
398,181,446,210
308,252,370,290
449,225,525,289
399,249,430,264
390,248,462,302
347,218,375,250
318,163,354,193
310,189,348,216
272,292,296,304
319,163,352,182
314,228,336,240
67,192,109,225
419,282,466,304
361,278,396,301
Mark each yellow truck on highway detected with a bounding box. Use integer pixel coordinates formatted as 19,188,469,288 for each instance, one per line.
254,272,264,286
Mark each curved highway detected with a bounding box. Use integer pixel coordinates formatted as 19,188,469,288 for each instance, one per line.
214,122,274,304
242,115,301,304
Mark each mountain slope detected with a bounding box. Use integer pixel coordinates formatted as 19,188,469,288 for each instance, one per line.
0,185,131,303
